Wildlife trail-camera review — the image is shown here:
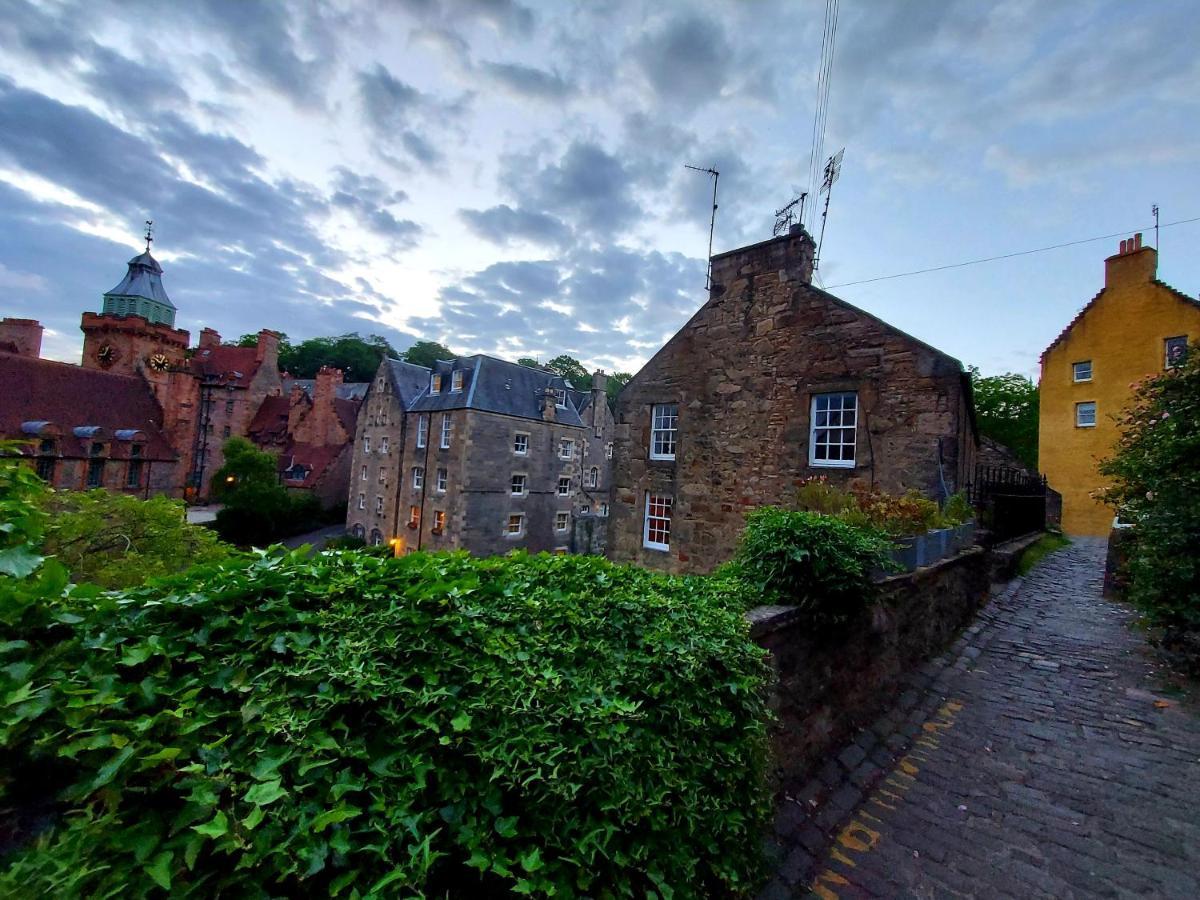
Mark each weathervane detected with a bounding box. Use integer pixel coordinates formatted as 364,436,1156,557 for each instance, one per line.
144,219,154,253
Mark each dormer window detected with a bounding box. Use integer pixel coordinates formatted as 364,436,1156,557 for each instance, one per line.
431,373,443,394
555,388,567,408
451,370,464,393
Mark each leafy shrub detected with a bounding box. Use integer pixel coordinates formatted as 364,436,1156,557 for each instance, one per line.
322,534,367,551
1099,343,1200,665
794,479,967,536
37,489,231,589
732,507,895,622
1,545,772,896
943,492,974,525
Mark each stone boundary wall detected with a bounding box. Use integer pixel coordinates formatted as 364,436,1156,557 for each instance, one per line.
748,546,990,794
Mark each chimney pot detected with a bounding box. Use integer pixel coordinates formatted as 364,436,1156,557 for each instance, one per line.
1119,239,1127,254
1134,232,1142,250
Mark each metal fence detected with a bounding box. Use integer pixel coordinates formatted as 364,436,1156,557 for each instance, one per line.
966,465,1048,542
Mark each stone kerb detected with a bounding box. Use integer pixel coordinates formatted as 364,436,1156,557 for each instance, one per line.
747,545,989,793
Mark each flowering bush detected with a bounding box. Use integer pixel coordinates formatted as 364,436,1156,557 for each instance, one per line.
1099,342,1200,667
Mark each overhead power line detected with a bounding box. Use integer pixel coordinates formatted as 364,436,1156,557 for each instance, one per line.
825,216,1200,290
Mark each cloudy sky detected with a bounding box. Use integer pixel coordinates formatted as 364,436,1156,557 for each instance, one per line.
1,0,1197,378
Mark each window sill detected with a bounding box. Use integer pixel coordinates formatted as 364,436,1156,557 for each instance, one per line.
1075,424,1096,429
643,543,670,553
809,461,856,469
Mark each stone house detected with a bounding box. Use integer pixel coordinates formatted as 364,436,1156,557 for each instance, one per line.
346,355,613,554
609,225,978,574
1038,234,1200,535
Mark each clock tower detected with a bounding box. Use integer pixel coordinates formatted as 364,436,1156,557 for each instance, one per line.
81,223,191,386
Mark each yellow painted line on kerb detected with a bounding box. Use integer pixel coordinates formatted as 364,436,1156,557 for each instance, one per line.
809,699,965,900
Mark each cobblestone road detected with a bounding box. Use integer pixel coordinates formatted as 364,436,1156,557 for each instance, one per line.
764,538,1200,899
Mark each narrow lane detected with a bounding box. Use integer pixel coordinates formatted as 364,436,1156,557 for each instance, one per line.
768,538,1200,899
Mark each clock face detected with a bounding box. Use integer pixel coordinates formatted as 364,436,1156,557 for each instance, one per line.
148,353,171,372
96,344,117,367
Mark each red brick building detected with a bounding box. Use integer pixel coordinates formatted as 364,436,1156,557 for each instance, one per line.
1,241,360,507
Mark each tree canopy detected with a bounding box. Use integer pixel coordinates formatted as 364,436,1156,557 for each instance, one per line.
401,340,454,369
969,367,1039,470
235,333,400,380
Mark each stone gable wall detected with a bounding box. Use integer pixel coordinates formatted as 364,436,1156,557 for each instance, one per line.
610,230,976,574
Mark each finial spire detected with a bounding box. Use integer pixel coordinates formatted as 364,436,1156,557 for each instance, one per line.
144,219,154,253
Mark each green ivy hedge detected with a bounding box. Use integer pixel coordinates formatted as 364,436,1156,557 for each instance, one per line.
1,546,772,897
728,507,896,622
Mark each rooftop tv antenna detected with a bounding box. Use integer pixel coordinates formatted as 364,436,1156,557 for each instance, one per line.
684,164,719,289
1152,203,1159,250
773,194,807,236
143,219,154,253
815,148,843,271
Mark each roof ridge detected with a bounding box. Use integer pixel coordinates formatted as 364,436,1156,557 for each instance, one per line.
1040,287,1106,363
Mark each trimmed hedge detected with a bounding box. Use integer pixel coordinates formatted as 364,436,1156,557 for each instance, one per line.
1,547,771,897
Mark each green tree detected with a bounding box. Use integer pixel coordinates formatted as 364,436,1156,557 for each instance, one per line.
516,357,542,369
1099,343,1200,662
545,354,591,390
38,490,230,589
401,339,454,369
606,371,632,403
280,333,400,380
969,367,1039,470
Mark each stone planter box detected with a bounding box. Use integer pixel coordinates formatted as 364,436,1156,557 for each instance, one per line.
886,521,976,574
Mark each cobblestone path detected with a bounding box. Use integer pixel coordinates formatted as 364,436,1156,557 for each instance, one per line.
764,538,1200,899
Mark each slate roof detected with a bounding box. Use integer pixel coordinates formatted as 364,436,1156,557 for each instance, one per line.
407,355,585,426
0,352,176,461
280,442,346,489
282,378,370,401
383,358,432,405
104,250,175,308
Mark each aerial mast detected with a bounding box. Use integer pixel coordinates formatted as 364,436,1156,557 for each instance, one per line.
815,148,843,271
684,164,720,290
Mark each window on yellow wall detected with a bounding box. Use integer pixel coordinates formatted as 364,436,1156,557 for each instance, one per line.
1165,336,1188,368
1072,361,1092,382
1075,401,1097,428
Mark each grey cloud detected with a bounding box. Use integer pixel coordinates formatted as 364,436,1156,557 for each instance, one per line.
458,204,570,248
480,61,575,100
356,63,467,168
632,14,733,107
514,141,642,239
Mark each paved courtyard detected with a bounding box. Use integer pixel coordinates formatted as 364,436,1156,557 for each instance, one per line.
764,538,1200,899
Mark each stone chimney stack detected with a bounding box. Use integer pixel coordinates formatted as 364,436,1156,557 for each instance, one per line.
198,327,221,350
0,318,43,358
1105,232,1157,289
541,386,558,422
310,366,344,443
709,223,815,299
590,371,607,433
255,329,281,366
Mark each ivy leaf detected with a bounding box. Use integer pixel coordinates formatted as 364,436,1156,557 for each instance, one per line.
243,807,266,830
520,847,543,873
450,713,472,732
310,804,361,833
192,810,229,839
89,745,135,790
494,816,518,838
0,544,42,578
144,850,173,890
244,778,288,806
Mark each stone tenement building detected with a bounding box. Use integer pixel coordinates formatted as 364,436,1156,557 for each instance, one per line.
346,355,614,553
1039,233,1200,535
1,238,363,506
609,225,978,574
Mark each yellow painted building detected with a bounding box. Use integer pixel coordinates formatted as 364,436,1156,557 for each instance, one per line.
1039,233,1200,535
